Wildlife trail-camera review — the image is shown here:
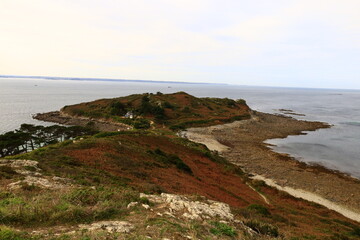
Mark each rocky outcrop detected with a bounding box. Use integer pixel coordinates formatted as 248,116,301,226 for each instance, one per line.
78,221,134,233
139,193,234,221
1,159,72,190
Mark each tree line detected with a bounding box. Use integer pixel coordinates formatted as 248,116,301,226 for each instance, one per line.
0,124,97,158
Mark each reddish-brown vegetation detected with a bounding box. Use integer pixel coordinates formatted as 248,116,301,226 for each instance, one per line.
66,135,263,208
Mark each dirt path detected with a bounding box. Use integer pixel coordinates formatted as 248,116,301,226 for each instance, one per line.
184,111,360,223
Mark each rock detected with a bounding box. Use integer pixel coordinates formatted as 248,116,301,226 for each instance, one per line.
8,176,71,190
164,211,176,218
78,221,134,233
127,202,138,208
0,159,42,177
1,159,74,190
14,169,42,176
0,159,40,169
142,204,150,210
140,193,234,221
52,176,71,183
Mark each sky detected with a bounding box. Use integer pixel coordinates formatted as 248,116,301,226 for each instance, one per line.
1,0,360,89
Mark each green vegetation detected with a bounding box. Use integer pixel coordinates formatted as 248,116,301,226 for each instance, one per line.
247,204,271,216
0,166,18,179
62,92,251,130
133,118,151,129
210,221,237,237
109,101,126,116
0,124,97,158
1,92,360,239
244,220,279,237
0,226,35,240
0,186,138,227
150,148,193,175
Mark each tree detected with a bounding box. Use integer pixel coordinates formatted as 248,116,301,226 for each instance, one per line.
110,101,126,116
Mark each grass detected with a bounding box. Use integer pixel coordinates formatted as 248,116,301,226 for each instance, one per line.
3,129,360,239
146,217,186,236
0,226,36,240
0,186,139,227
210,221,237,237
247,204,271,216
0,166,18,179
243,220,279,237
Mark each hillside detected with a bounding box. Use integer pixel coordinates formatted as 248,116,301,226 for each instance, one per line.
1,131,360,239
60,92,251,130
2,92,360,239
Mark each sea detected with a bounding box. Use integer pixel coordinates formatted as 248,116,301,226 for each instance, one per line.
1,77,360,179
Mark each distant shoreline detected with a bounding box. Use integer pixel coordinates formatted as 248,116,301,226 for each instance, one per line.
0,75,225,85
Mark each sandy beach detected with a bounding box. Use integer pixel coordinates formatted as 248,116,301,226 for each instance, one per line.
184,111,360,222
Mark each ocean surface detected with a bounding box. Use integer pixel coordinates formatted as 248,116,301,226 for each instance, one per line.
1,77,360,178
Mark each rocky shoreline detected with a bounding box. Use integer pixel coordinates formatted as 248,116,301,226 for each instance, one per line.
34,108,360,222
184,111,360,222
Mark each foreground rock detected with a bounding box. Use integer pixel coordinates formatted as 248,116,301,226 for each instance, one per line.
78,221,134,233
0,159,72,190
140,193,234,221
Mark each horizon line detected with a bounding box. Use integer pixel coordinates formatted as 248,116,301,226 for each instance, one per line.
0,74,226,85
1,74,359,91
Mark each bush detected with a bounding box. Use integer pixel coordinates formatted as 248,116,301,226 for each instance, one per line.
350,227,360,237
210,221,237,237
133,119,150,129
168,154,192,175
153,149,192,175
236,99,247,105
244,220,279,237
163,101,174,109
94,132,123,138
247,204,271,216
109,101,126,116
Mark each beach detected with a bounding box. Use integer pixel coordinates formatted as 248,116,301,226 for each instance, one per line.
184,111,360,222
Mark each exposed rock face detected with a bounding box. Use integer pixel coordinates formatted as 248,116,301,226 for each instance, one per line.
78,221,134,233
140,193,234,221
1,159,72,190
8,176,71,190
0,159,40,169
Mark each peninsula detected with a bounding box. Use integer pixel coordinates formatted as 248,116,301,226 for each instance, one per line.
1,92,359,239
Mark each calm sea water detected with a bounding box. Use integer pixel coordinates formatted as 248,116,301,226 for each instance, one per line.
1,78,360,178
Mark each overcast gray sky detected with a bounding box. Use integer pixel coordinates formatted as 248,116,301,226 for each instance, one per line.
1,0,360,89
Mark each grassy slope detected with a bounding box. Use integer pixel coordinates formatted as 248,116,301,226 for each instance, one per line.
3,131,360,239
1,92,360,239
61,92,251,130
